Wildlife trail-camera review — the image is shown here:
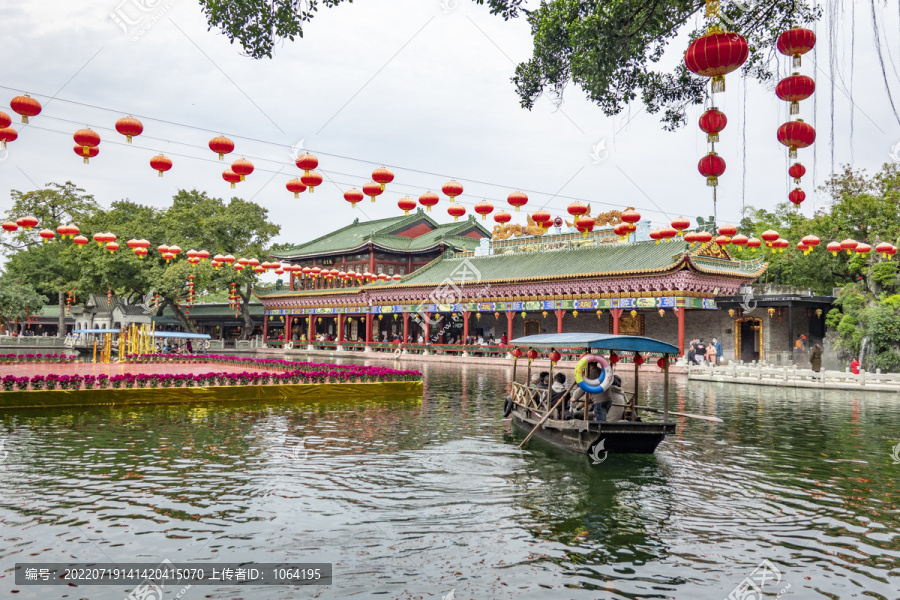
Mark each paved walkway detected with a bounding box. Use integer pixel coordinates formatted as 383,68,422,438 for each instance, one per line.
687,362,900,392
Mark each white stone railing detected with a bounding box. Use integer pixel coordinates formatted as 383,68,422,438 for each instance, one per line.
686,361,900,390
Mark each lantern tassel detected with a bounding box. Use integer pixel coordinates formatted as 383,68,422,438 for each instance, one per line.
309,187,315,194
793,54,802,67
707,133,719,144
789,145,798,159
218,153,224,160
230,183,236,189
158,171,164,178
1,141,5,149
426,206,431,212
790,100,800,115
794,177,801,184
515,206,520,212
83,157,89,165
380,183,386,191
127,135,133,143
21,116,28,124
711,75,725,94
707,176,718,187
294,192,299,199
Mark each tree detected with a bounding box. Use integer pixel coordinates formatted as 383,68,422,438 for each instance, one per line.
1,182,99,337
196,0,819,128
0,274,48,334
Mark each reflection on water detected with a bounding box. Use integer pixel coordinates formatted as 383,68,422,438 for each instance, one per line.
1,358,899,599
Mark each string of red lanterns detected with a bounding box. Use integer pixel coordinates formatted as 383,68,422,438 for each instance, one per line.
776,27,817,209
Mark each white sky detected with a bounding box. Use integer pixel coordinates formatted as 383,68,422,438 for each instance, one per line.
1,0,899,250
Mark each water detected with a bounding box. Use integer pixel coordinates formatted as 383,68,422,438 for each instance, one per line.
1,359,899,599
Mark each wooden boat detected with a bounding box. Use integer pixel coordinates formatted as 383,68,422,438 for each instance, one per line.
506,333,679,457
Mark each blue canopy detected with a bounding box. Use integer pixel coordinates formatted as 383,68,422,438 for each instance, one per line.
73,329,120,334
510,333,679,354
152,331,211,340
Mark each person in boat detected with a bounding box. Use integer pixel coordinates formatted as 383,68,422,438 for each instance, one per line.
537,372,549,389
602,375,628,422
570,363,602,419
549,372,570,416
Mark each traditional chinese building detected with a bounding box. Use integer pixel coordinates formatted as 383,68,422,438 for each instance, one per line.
255,210,770,357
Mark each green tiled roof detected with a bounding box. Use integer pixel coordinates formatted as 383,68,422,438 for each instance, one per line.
160,303,264,318
374,240,765,288
271,211,488,259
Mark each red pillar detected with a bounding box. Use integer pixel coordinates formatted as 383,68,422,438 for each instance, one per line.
368,244,376,274
463,311,470,344
506,311,515,342
611,308,623,335
555,309,565,334
263,315,269,341
403,312,409,343
289,272,294,292
677,307,685,357
365,312,373,346
285,315,292,341
423,313,431,344
308,315,315,345
337,314,345,344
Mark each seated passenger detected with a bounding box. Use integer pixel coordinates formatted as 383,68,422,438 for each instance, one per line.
570,363,603,419
603,375,628,422
536,371,550,390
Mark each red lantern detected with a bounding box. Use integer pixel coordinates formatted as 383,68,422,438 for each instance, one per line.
73,144,99,163
0,127,18,149
73,128,100,162
0,112,9,129
418,191,439,212
512,348,523,359
39,229,55,243
698,152,726,187
801,235,820,251
789,188,806,206
699,108,727,143
576,215,596,238
10,94,41,123
150,154,173,177
718,224,737,237
826,241,842,256
746,237,762,250
659,227,677,243
398,196,417,215
526,349,538,360
507,191,528,212
731,234,748,247
609,352,619,364
657,357,667,369
474,201,494,221
286,178,307,198
344,188,364,208
715,235,730,246
106,242,119,254
209,135,234,160
695,231,713,244
684,231,699,244
300,171,323,193
372,167,394,190
777,119,816,158
613,222,631,239
789,163,806,184
620,209,641,225
73,235,88,248
876,242,894,258
634,354,645,366
231,158,254,181
168,245,181,256
777,28,817,67
776,74,816,115
671,218,690,235
16,216,38,230
856,243,872,256
684,29,750,92
197,250,209,261
115,117,143,143
442,180,463,202
841,239,858,255
548,350,561,364
295,153,318,175
448,204,466,222
649,229,663,244
532,209,551,228
494,211,512,225
567,202,588,218
363,182,383,202
223,169,241,189
761,230,780,246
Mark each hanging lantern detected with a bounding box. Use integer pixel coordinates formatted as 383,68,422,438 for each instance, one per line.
507,191,528,212
475,201,494,221
777,27,817,67
715,235,731,246
106,242,119,254
398,196,417,215
695,231,713,244
0,112,9,129
521,312,527,319
0,127,18,149
609,352,619,364
16,216,38,230
728,309,735,317
657,357,667,369
73,235,88,248
418,191,439,212
526,348,537,360
542,310,548,318
300,171,323,193
777,120,816,159
789,163,806,184
548,350,561,364
840,239,858,255
197,249,209,261
532,209,551,228
363,181,383,203
671,218,690,235
567,202,588,218
773,238,790,253
746,237,762,250
730,234,748,247
768,307,776,318
876,242,894,258
613,222,631,241
38,229,55,243
448,204,466,222
442,180,463,203
231,158,254,181
826,241,842,256
511,348,522,359
620,209,641,226
658,309,665,317
295,152,318,175
855,243,872,256
493,211,512,225
115,117,143,143
596,310,603,318
150,154,173,177
659,227,677,243
73,144,99,163
73,128,100,162
10,94,42,123
684,27,750,93
223,169,241,189
789,188,806,206
344,188,364,208
718,224,737,237
634,354,645,366
209,135,234,160
572,310,579,318
698,152,726,186
761,230,780,247
372,167,394,190
801,235,820,254
699,108,727,143
797,241,809,253
168,245,181,258
776,74,816,115
286,179,307,198
684,231,699,245
135,247,148,259
629,310,637,318
575,215,596,238
649,229,663,244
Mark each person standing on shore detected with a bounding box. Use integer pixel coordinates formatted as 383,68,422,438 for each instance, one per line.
810,344,823,377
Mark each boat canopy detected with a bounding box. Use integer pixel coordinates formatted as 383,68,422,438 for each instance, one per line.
151,331,211,340
73,329,120,334
510,333,679,354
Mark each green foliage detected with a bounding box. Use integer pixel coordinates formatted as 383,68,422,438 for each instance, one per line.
870,261,899,288
825,308,842,330
836,314,862,356
873,349,900,371
0,274,48,330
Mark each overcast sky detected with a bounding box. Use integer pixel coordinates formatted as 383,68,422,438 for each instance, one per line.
1,0,899,250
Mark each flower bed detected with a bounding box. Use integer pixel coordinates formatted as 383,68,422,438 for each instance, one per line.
0,353,77,364
0,354,421,392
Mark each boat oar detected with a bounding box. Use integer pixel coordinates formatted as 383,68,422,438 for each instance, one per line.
612,404,723,423
519,382,576,448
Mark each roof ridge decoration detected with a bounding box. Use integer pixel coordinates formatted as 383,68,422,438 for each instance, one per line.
690,240,733,260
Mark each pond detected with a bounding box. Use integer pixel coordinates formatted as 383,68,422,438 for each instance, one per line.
1,358,898,599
